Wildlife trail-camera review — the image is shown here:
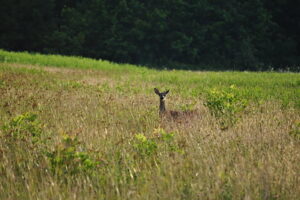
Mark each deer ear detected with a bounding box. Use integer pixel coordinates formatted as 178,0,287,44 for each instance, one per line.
154,88,160,95
165,90,169,94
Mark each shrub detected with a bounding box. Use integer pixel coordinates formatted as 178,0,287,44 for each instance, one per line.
133,128,184,158
133,133,158,157
204,85,248,129
0,112,46,175
46,133,100,176
1,112,43,144
156,128,184,154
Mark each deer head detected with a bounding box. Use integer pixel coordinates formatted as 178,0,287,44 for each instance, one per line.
154,88,169,113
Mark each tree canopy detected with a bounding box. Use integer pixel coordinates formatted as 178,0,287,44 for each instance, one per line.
0,0,299,70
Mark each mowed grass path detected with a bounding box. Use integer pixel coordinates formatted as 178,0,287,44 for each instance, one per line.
0,50,299,200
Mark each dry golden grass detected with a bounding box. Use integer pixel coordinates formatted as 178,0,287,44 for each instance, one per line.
0,63,299,200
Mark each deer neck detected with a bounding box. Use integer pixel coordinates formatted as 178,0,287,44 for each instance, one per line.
159,99,166,113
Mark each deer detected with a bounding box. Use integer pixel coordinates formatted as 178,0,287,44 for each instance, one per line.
154,88,198,121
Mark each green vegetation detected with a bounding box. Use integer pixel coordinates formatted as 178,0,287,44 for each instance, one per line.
1,0,299,70
0,51,299,199
289,121,300,140
2,112,43,143
1,50,299,108
205,85,248,129
47,133,100,176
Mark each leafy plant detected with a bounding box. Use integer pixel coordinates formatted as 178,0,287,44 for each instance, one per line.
133,133,158,157
1,112,43,144
156,128,184,154
46,133,100,176
133,128,184,158
0,112,46,175
204,85,248,129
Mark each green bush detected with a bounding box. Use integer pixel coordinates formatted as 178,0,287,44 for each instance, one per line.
133,133,158,157
1,112,43,144
0,112,46,176
158,128,184,154
46,133,100,176
204,85,248,129
133,128,184,158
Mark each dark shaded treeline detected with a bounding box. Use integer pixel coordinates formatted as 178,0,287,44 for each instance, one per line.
0,0,299,70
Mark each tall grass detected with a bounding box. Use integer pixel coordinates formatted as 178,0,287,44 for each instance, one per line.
0,51,299,199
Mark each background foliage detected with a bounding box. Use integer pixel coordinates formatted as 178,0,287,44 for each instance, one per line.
0,0,299,70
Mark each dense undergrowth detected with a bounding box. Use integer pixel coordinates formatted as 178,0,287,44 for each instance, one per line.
0,50,299,199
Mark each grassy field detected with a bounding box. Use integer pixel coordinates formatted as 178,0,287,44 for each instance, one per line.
0,50,299,199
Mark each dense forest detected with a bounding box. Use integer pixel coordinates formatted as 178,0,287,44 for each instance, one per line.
0,0,299,70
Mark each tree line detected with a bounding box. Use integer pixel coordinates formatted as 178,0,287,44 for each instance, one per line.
0,0,299,70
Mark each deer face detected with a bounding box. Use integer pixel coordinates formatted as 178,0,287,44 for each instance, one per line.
154,88,169,101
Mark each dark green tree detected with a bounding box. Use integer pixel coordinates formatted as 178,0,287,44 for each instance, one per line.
0,0,56,51
0,0,299,70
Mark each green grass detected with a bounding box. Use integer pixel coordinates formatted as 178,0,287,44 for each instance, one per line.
0,50,299,199
1,49,299,108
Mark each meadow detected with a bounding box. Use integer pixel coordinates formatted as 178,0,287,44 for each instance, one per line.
0,50,299,200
